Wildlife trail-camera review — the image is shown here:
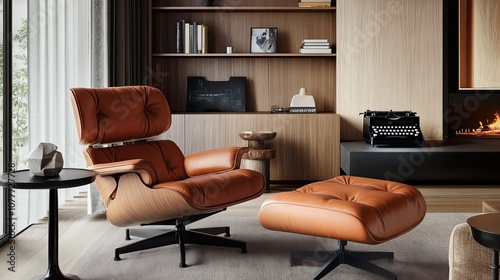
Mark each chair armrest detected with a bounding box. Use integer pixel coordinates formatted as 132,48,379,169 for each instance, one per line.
89,159,158,185
184,147,249,177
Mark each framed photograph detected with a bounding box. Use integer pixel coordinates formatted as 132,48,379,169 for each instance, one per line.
250,27,277,53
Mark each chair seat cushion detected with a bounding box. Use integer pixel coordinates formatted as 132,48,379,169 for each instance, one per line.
258,176,426,244
154,169,265,209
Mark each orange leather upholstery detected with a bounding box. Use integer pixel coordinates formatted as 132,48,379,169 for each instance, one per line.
70,86,265,227
259,176,426,244
70,86,266,266
184,146,248,176
258,175,426,278
71,86,171,146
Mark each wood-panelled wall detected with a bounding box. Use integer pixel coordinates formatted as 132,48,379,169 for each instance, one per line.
155,113,340,181
152,57,336,112
472,0,500,88
336,0,443,141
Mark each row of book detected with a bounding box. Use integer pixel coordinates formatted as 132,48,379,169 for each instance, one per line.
298,0,332,7
299,39,332,54
176,20,208,54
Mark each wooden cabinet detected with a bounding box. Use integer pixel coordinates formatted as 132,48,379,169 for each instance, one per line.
148,1,338,182
157,113,340,182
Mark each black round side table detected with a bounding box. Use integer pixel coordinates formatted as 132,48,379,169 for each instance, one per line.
0,168,97,280
467,213,500,280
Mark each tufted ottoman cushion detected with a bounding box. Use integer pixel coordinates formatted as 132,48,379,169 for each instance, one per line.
258,175,427,279
259,175,426,243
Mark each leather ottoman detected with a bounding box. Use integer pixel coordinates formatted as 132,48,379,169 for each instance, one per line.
258,175,427,279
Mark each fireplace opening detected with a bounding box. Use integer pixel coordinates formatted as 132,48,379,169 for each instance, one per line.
446,94,500,139
443,0,500,141
454,109,500,136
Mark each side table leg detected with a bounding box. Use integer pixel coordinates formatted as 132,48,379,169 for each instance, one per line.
492,250,499,280
42,189,79,280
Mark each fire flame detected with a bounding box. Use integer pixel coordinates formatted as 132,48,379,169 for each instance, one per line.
456,111,500,136
485,112,500,130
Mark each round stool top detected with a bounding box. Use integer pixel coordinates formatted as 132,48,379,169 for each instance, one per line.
467,213,500,252
239,131,277,141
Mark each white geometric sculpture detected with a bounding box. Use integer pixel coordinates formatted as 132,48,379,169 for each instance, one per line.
28,142,64,177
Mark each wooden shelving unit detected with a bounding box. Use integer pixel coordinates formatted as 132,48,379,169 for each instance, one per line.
148,0,339,182
152,7,336,12
152,53,336,57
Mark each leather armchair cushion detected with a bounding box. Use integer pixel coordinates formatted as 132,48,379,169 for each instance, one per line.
85,140,188,184
154,169,265,209
89,159,158,185
70,86,171,145
86,141,251,184
184,147,249,176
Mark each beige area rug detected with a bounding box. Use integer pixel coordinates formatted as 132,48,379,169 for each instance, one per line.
1,195,474,280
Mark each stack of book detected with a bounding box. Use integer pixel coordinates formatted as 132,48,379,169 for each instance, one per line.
298,0,332,7
299,39,332,54
176,20,208,54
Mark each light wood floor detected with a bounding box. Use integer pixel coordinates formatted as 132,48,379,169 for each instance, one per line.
1,186,500,279
416,185,500,213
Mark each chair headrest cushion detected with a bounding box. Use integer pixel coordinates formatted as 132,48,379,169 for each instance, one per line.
70,86,171,145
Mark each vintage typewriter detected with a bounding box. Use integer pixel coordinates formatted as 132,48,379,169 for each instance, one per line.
361,110,424,147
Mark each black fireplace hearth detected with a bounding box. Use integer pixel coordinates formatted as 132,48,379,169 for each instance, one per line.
341,140,500,184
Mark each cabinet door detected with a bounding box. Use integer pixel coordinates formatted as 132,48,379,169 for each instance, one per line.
171,113,340,182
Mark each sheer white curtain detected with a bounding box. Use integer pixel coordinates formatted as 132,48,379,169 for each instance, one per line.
25,0,92,225
87,0,109,214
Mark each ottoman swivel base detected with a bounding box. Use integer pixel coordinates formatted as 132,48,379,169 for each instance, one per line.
258,175,426,280
292,240,395,280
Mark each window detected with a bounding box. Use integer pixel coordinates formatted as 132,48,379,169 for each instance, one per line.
1,1,105,246
1,0,31,244
0,0,5,246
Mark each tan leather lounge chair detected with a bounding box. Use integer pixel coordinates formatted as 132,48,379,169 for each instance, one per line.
70,85,265,267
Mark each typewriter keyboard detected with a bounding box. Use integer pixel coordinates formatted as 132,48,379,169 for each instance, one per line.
371,125,421,137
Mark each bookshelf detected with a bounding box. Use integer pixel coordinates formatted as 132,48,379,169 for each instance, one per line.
152,7,336,12
148,0,339,182
152,53,337,57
